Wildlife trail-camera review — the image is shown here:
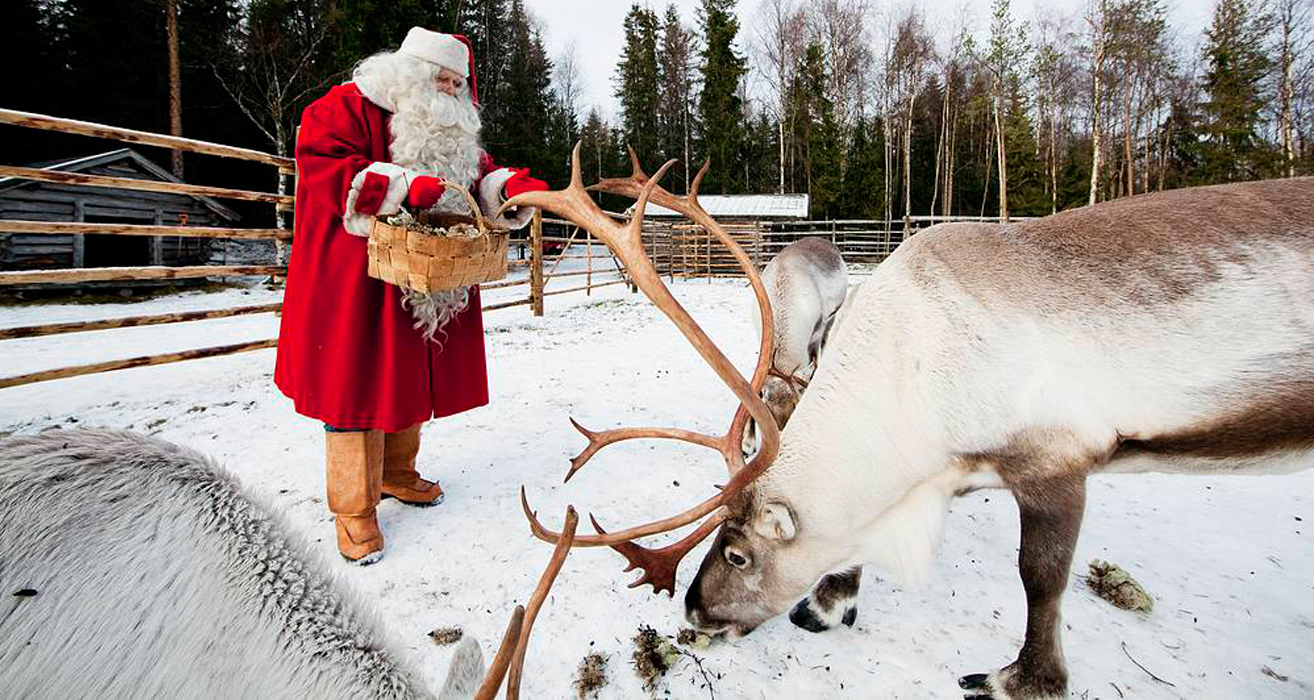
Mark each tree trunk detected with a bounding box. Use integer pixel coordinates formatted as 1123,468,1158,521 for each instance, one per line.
684,102,692,193
946,100,957,217
1049,73,1058,214
166,0,184,179
903,99,913,224
883,113,892,224
1123,70,1134,197
994,89,1008,223
981,113,993,218
930,77,949,221
778,113,786,193
1088,3,1106,207
1281,17,1295,178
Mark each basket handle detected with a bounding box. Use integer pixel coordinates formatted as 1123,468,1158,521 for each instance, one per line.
438,179,497,233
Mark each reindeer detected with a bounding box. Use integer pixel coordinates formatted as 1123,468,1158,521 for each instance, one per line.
743,236,848,457
500,150,1314,700
740,235,859,634
0,429,575,699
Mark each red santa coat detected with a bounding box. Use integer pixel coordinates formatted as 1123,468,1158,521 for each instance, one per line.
275,83,492,431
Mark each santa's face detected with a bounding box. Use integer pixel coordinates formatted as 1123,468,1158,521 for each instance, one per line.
385,70,482,197
434,67,465,97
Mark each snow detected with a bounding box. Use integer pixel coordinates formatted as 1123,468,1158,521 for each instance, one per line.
1,270,1311,699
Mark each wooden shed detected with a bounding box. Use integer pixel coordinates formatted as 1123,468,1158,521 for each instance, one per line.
0,149,239,281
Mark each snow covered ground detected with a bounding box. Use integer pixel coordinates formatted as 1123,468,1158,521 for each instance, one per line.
1,270,1311,699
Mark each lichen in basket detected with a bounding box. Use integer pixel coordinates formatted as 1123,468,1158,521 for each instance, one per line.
384,210,484,239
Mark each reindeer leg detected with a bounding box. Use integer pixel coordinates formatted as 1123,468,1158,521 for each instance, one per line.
962,476,1086,700
788,565,862,633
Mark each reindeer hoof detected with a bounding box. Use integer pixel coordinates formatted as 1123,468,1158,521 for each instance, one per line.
959,673,995,698
789,598,830,633
789,598,857,633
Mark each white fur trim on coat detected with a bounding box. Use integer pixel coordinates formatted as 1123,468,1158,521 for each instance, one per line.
398,28,470,77
343,162,413,236
479,167,535,230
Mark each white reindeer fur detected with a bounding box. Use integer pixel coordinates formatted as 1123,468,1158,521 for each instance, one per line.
751,237,848,379
0,430,482,699
753,205,1314,590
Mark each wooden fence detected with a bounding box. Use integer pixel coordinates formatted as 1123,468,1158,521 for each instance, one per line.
653,215,1030,278
5,108,1005,389
0,109,635,390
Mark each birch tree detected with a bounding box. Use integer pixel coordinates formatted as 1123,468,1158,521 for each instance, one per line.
968,0,1030,222
751,0,807,193
1276,0,1312,176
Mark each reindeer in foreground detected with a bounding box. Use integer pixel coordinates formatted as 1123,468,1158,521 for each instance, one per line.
0,429,575,699
501,150,1314,700
741,235,859,633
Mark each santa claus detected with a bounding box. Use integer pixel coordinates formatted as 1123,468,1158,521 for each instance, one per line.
274,28,546,565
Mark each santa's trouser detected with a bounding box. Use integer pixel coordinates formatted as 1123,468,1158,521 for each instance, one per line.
324,424,446,565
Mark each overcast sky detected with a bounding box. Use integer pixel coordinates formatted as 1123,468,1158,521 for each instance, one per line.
520,0,1216,121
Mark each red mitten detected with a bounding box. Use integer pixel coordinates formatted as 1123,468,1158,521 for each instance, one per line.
355,171,390,215
407,176,446,209
505,169,548,198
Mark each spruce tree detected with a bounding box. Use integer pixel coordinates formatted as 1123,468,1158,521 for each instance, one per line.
1001,77,1046,215
788,44,842,218
62,0,169,133
1197,0,1276,183
456,0,512,136
615,4,661,163
697,0,748,193
839,118,886,219
488,2,555,179
331,0,451,71
2,0,71,162
657,5,697,191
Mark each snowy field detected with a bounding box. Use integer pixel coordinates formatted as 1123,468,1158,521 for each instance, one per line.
1,270,1312,699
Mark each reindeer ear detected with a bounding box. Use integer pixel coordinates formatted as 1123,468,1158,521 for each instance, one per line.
754,501,797,542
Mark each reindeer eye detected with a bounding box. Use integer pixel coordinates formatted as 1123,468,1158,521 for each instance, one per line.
723,547,750,569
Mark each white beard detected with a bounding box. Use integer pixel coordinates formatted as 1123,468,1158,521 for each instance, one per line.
354,52,486,342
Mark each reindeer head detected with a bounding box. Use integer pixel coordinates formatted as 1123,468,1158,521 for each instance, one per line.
742,370,808,458
681,490,828,636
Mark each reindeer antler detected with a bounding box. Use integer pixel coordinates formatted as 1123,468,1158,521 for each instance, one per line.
497,144,780,595
474,506,579,700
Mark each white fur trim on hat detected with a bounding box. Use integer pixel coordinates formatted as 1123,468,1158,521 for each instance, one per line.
344,162,413,236
398,28,470,77
479,167,535,230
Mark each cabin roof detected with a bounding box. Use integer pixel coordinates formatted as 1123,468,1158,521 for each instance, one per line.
0,148,240,221
635,193,810,219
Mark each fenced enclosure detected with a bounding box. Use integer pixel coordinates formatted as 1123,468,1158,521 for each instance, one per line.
0,109,636,390
1,108,990,390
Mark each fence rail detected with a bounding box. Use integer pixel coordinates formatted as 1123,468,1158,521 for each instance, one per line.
1,107,294,387
1,220,291,240
0,165,294,206
0,109,295,169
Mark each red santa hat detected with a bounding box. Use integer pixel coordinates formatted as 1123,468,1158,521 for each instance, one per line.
398,28,479,104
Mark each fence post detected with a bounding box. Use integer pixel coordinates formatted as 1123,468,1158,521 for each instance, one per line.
530,209,545,316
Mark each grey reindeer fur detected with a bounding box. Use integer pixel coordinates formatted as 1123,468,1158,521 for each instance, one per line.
0,429,480,700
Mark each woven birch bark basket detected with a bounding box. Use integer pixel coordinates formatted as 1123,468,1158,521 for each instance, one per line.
367,181,510,294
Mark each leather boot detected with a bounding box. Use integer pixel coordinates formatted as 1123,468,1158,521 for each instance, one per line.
326,430,385,565
381,424,445,507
